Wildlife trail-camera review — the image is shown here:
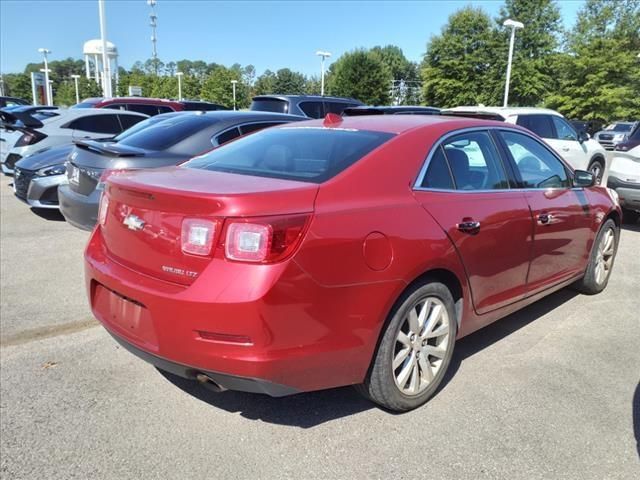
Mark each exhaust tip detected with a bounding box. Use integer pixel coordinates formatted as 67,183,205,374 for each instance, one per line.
195,373,227,393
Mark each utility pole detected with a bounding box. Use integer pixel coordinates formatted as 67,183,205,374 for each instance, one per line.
98,0,112,98
148,0,158,74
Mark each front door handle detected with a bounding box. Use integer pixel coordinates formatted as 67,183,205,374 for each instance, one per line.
457,220,481,233
537,213,554,225
561,147,570,152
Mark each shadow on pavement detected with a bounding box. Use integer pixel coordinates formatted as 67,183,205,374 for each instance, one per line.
30,207,65,222
161,287,579,428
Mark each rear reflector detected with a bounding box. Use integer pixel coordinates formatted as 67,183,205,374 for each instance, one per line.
181,218,217,256
196,330,252,345
98,193,109,227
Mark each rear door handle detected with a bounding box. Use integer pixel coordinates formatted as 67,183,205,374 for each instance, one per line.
537,213,554,225
456,220,481,233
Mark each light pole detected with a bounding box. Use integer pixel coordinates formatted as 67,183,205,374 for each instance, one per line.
316,50,331,96
71,74,81,104
231,80,237,110
38,48,52,106
176,71,183,100
98,0,112,98
502,19,524,107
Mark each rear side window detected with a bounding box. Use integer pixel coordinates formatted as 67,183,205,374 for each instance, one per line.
126,104,162,116
299,101,324,118
500,130,570,189
441,131,509,190
516,114,555,139
421,146,454,189
103,103,127,111
68,114,121,134
119,116,212,150
118,114,145,131
185,127,394,183
239,122,283,135
250,99,288,114
213,127,241,146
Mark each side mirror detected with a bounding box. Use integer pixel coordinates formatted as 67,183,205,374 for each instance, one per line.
573,169,595,188
578,131,589,143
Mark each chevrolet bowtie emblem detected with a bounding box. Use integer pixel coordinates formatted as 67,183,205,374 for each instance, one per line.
123,214,145,231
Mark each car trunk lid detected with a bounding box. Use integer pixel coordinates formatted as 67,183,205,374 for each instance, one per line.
101,167,318,285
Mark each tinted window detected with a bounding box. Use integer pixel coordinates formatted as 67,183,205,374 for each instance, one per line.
126,104,161,116
72,102,97,109
250,99,288,114
69,115,121,134
610,123,633,132
182,102,225,111
630,125,640,141
185,127,394,183
500,130,570,189
325,102,354,115
103,103,127,111
421,146,454,189
214,127,241,146
118,114,145,131
113,115,171,141
516,114,555,138
157,106,173,114
442,131,509,190
551,116,577,141
119,116,212,150
299,101,324,118
239,122,283,135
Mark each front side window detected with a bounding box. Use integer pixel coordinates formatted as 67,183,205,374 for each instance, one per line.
185,127,394,183
441,131,509,190
500,130,570,189
551,116,577,141
516,114,555,139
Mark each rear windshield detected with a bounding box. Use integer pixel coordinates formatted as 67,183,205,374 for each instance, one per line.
117,115,214,151
250,98,288,114
32,111,59,121
113,114,178,141
183,127,394,183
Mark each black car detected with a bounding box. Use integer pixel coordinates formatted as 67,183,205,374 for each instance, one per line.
343,105,440,116
59,111,304,230
250,95,363,118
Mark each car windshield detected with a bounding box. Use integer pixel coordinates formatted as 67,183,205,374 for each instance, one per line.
117,115,214,151
606,123,633,132
183,126,394,183
629,125,640,141
250,98,288,114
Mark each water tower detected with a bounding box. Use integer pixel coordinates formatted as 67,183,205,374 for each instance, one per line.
83,39,119,91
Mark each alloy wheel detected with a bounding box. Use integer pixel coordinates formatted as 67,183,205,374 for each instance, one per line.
595,227,615,285
589,162,603,184
393,296,450,396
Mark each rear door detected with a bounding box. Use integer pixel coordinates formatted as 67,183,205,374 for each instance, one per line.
549,115,589,170
413,129,533,314
497,129,593,292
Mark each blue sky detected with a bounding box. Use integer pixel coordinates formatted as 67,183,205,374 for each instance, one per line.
1,0,585,76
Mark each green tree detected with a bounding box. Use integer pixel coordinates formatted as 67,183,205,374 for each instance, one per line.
305,75,322,95
546,0,640,120
371,45,421,104
272,68,306,94
200,66,248,109
54,80,76,106
254,70,277,95
492,0,563,106
3,73,33,103
328,49,391,104
420,6,499,107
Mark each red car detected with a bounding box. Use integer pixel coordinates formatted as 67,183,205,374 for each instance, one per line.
85,115,621,411
74,97,228,116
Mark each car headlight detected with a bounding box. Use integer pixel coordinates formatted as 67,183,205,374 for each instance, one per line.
613,134,626,141
36,164,67,177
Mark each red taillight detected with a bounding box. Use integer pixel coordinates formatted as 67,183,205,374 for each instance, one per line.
15,131,46,147
98,193,109,227
224,214,311,263
181,218,218,256
97,168,128,190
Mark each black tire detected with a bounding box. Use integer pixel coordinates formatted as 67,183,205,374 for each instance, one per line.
588,158,605,185
622,208,640,224
574,218,619,295
357,281,457,412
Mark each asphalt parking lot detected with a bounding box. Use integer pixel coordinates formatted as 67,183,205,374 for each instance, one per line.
1,173,638,479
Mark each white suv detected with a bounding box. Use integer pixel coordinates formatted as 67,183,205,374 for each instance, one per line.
0,106,147,175
443,107,608,184
608,125,640,223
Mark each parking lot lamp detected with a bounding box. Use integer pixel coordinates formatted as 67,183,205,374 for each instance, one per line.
231,80,238,110
502,19,524,107
71,74,81,104
316,51,331,96
176,71,183,100
38,48,52,106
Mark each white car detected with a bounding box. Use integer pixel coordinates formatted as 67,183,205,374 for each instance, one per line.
0,106,147,175
608,126,640,223
442,106,608,184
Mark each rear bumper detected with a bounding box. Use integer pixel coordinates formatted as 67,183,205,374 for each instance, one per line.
59,184,100,231
607,175,640,211
84,227,401,395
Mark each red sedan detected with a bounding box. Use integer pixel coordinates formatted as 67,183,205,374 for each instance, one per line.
84,114,621,411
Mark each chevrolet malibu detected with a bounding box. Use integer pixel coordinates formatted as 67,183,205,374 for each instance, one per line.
85,115,621,411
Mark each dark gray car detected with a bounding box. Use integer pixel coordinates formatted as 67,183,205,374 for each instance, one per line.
58,111,304,230
250,95,363,118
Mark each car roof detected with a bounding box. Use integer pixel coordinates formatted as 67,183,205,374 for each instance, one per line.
285,114,508,135
253,94,362,103
443,106,563,120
